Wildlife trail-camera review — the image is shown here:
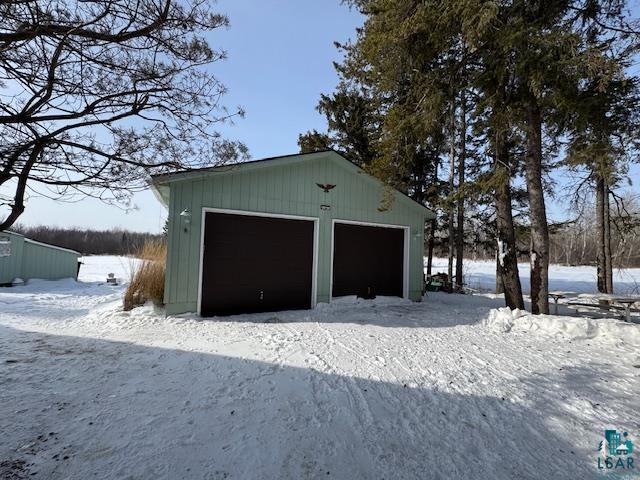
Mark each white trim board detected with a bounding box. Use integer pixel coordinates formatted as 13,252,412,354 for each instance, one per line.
24,238,81,256
329,218,410,302
196,207,319,316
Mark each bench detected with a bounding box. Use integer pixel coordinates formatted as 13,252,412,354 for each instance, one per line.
566,300,640,322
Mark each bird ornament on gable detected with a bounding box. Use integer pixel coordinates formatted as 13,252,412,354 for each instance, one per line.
316,183,336,193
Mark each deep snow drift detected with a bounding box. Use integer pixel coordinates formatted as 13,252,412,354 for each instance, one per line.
0,256,639,479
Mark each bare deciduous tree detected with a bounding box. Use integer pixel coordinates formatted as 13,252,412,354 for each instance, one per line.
0,0,246,230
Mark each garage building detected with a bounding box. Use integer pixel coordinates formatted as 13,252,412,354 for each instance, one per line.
151,151,434,316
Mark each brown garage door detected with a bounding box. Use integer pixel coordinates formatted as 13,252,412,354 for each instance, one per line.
200,212,315,316
332,222,404,299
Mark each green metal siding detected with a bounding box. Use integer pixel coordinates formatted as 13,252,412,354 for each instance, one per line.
163,152,428,315
0,231,80,284
22,241,80,280
0,232,25,284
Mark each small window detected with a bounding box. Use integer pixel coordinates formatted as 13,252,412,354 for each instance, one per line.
0,236,11,257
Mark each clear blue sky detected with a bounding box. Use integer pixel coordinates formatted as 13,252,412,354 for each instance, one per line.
14,1,640,232
17,1,365,233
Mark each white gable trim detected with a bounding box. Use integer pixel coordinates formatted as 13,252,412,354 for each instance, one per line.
24,238,81,256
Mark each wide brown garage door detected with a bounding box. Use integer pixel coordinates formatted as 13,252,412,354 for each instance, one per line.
332,222,404,299
200,212,315,316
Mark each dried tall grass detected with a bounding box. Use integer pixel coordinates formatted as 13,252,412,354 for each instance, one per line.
123,240,166,311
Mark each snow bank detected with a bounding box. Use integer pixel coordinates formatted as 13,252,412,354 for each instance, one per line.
483,307,640,346
482,307,529,333
322,295,413,308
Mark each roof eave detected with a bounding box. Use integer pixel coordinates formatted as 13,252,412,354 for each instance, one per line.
23,238,81,256
148,150,436,218
148,177,170,208
150,150,334,185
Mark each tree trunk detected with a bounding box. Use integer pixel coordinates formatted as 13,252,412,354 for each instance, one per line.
426,217,436,277
0,144,42,231
496,250,504,294
494,129,525,310
524,100,549,314
604,178,613,293
426,162,438,278
455,92,466,291
596,174,607,293
447,96,456,286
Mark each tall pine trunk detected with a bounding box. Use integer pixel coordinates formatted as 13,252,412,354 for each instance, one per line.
595,173,613,293
426,162,439,278
496,250,504,294
426,217,436,277
524,100,550,314
494,129,525,310
455,92,466,291
604,177,614,293
447,96,456,285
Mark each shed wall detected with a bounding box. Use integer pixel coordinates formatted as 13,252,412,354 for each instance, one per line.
22,241,80,280
164,154,427,315
0,232,25,284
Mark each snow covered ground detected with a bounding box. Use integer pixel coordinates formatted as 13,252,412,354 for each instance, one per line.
430,257,640,294
1,256,639,479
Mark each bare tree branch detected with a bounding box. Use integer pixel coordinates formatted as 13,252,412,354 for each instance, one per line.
0,0,247,230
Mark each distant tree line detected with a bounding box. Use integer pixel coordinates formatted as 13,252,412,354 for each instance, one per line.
431,207,640,269
549,200,640,268
13,225,163,256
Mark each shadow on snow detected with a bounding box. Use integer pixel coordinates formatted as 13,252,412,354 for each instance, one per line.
0,324,610,480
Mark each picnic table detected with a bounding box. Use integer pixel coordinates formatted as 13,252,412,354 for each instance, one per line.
548,291,577,314
612,297,639,323
564,293,640,323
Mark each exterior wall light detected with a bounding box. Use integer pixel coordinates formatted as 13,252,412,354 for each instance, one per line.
179,208,191,233
180,208,191,223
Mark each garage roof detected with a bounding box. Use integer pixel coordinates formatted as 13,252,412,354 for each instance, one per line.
150,150,434,217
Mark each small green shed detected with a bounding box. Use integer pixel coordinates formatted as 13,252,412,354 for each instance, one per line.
0,231,81,285
151,151,434,316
